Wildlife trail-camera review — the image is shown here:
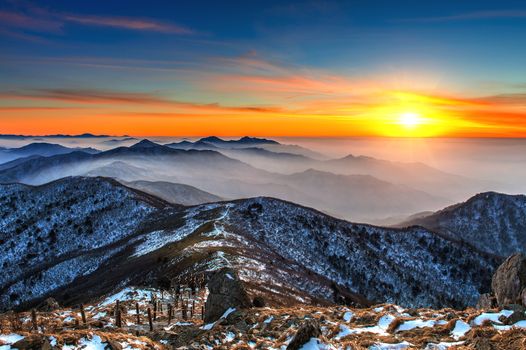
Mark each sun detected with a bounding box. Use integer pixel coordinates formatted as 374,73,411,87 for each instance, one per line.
398,112,423,128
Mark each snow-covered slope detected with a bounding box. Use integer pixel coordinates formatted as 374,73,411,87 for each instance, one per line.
0,177,170,310
398,192,526,257
0,177,498,312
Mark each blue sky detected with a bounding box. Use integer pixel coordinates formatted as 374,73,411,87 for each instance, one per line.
1,0,526,136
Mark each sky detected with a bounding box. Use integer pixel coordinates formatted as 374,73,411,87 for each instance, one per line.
1,0,526,137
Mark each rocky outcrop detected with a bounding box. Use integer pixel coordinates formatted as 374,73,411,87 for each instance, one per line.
204,268,251,323
286,319,322,350
491,253,526,307
476,293,496,309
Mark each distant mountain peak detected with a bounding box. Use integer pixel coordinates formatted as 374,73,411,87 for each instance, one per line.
130,139,162,148
200,136,225,143
198,136,279,145
238,136,279,144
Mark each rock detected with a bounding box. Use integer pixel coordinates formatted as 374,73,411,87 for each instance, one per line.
505,310,526,325
12,335,45,350
476,293,496,309
491,253,526,307
253,296,266,307
204,268,251,323
107,339,123,350
37,297,60,311
503,303,526,313
286,319,322,350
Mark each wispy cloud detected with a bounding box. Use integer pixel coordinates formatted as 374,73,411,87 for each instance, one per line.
0,88,281,114
0,4,194,38
397,10,526,23
62,15,194,34
0,10,62,32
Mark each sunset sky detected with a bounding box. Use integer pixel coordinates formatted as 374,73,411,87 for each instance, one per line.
1,0,526,137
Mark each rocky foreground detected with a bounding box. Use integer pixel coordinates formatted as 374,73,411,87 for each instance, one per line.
3,253,526,349
1,285,526,350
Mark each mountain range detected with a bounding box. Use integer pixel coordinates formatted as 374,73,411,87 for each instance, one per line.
397,192,526,257
0,139,455,222
0,176,500,312
0,142,99,164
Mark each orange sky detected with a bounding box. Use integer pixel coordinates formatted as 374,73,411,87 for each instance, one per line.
2,84,526,137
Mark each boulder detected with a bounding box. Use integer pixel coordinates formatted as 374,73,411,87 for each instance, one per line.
476,293,496,309
504,310,526,325
491,253,526,307
37,297,60,311
253,296,266,308
204,268,251,323
286,319,322,350
12,335,45,350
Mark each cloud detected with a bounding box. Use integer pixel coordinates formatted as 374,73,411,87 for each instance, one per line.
396,10,526,23
0,10,62,32
62,15,194,34
0,5,194,38
0,88,282,114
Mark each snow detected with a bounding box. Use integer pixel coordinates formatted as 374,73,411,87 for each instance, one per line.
396,319,437,332
224,332,235,342
472,310,513,326
493,320,526,331
299,338,335,350
343,311,353,322
201,307,237,330
0,334,24,345
221,307,236,319
451,320,471,339
77,334,106,350
369,341,412,350
99,287,159,306
337,314,395,338
424,341,465,350
264,316,274,324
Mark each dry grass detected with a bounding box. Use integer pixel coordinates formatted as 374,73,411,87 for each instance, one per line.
2,296,526,349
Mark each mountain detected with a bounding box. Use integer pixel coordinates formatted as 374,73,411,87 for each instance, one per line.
0,142,99,165
0,177,498,312
167,140,494,201
0,133,113,139
320,155,497,201
199,136,279,147
0,140,449,222
167,136,328,160
122,180,223,205
273,169,450,221
397,192,526,257
84,161,153,181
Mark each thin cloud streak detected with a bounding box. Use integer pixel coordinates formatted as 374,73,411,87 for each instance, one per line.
397,10,526,23
0,5,195,37
62,15,194,34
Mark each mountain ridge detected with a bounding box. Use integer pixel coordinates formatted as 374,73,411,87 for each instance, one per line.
0,176,499,312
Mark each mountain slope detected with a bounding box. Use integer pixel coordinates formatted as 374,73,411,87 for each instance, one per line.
0,142,99,165
123,180,224,205
0,140,448,222
0,177,498,311
398,192,526,257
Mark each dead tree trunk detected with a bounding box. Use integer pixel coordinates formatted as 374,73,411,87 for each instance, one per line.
80,304,87,325
31,309,38,332
147,308,153,331
115,300,122,328
136,302,141,325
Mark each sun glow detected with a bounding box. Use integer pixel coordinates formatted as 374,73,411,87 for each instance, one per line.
399,112,423,128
